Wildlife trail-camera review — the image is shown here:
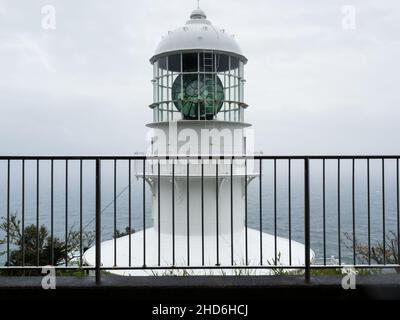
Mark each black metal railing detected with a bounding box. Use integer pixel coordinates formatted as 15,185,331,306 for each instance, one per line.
0,156,399,283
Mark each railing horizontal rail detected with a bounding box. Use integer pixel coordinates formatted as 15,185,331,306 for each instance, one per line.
0,155,400,160
1,264,398,271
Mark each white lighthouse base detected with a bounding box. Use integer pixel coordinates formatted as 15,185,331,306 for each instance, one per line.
83,228,314,276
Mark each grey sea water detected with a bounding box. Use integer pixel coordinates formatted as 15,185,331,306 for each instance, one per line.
0,159,398,266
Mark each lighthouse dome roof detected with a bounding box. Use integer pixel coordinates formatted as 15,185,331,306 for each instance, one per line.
150,8,246,63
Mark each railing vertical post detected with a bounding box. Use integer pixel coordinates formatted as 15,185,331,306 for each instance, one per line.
304,157,311,283
95,158,101,284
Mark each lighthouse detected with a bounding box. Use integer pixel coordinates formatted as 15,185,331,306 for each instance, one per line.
83,6,311,275
146,6,252,266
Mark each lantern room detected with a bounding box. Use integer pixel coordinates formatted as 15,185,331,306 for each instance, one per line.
149,8,248,122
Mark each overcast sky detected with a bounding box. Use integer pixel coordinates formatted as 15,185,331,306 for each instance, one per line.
0,0,399,155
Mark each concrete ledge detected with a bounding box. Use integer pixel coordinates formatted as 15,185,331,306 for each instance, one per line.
1,275,400,301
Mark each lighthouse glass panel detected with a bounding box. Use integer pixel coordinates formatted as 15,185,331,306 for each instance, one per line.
151,51,246,122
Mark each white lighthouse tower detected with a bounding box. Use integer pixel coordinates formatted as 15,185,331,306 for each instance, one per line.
146,6,252,266
84,6,311,275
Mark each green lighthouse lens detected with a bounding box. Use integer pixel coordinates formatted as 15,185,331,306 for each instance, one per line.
172,74,224,120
